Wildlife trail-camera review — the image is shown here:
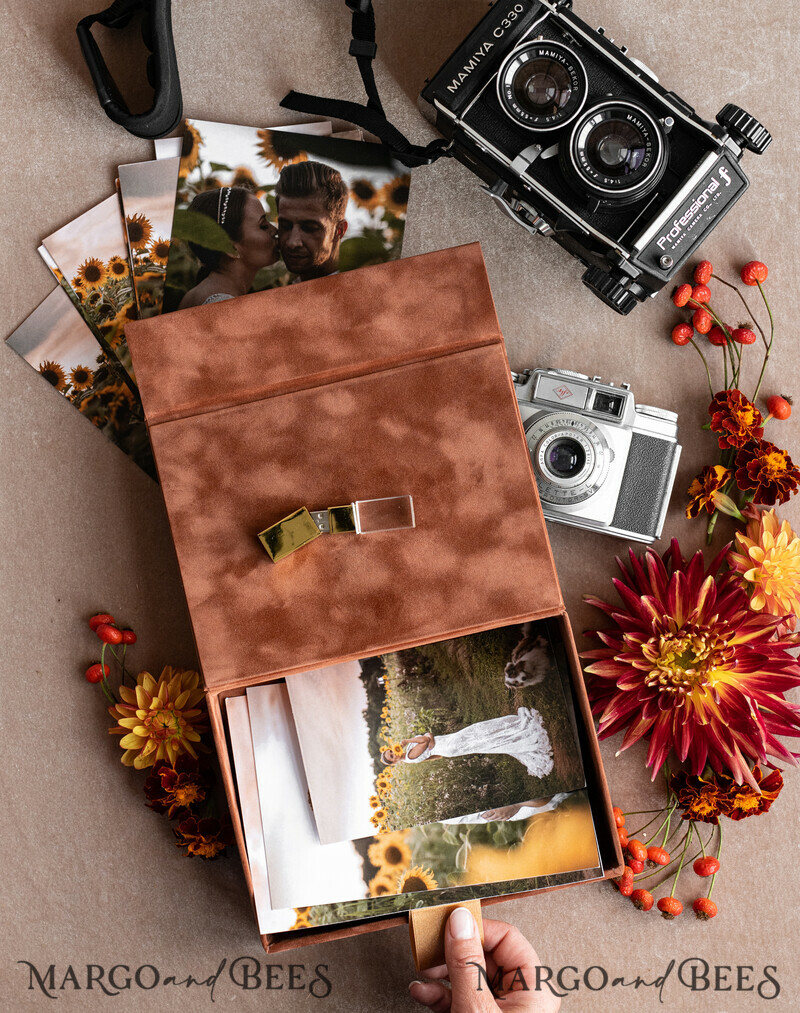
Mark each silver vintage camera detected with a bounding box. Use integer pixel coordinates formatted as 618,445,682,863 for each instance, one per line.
514,368,681,542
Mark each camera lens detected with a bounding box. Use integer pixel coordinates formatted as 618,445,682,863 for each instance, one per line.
562,101,667,205
546,438,586,478
497,42,587,131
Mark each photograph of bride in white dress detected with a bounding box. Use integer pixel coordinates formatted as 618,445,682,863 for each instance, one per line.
286,620,585,845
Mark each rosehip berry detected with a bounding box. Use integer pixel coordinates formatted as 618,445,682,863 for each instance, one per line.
616,867,635,897
617,827,629,848
708,325,728,346
120,629,137,645
672,283,693,308
766,394,793,420
647,845,671,866
671,323,694,346
631,889,654,911
95,623,123,645
613,806,625,828
741,260,768,286
694,260,713,285
731,325,757,345
693,308,713,334
85,663,110,683
693,897,718,920
89,613,115,631
691,284,711,304
657,896,683,920
628,858,645,875
693,856,721,877
627,839,648,863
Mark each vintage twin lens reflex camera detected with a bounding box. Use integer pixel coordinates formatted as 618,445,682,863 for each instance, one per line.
420,0,771,314
514,368,681,543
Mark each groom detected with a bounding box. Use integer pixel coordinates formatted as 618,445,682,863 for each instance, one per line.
275,160,349,282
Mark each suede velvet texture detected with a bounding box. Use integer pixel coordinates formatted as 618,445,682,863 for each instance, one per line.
125,244,563,690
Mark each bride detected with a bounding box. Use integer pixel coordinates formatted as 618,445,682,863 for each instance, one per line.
381,706,554,779
178,186,279,308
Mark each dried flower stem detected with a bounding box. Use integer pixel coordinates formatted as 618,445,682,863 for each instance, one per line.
752,281,775,403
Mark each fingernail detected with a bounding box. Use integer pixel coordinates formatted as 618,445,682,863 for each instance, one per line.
409,980,442,1003
449,906,475,940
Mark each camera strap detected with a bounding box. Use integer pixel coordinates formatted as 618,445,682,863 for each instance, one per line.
280,0,451,168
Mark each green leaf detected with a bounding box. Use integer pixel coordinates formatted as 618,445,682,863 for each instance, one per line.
208,161,232,173
171,208,236,255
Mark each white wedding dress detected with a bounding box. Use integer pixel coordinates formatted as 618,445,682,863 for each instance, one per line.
443,791,569,825
403,706,554,778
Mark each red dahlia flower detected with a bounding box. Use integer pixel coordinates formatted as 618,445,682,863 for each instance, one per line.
582,540,800,787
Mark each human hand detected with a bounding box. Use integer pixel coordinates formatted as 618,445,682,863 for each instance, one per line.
409,909,560,1012
479,804,523,822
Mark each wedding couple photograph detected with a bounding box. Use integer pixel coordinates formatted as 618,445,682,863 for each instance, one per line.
161,120,410,311
286,620,586,846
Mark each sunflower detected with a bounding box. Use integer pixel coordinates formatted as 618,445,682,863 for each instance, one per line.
179,122,204,178
71,283,86,302
126,212,153,250
708,389,764,450
391,742,405,757
38,360,67,390
350,178,381,211
370,806,388,822
87,289,103,308
368,871,399,897
290,906,312,929
728,508,800,632
108,666,208,769
735,440,800,506
107,255,129,279
397,866,438,893
367,832,411,870
148,237,170,265
376,774,391,791
685,465,733,519
69,364,94,391
379,175,411,215
582,539,800,787
368,794,382,810
256,128,309,170
78,257,108,290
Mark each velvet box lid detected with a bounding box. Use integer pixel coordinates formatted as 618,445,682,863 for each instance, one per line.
125,243,565,692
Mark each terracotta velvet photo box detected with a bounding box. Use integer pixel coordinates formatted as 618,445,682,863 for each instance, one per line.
125,243,623,952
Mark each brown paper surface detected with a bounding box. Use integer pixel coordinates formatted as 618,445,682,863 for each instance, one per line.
409,901,484,972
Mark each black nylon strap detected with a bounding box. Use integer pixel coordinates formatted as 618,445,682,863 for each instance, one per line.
281,0,450,169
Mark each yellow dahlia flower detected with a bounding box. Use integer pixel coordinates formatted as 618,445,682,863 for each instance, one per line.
108,666,208,769
729,508,800,632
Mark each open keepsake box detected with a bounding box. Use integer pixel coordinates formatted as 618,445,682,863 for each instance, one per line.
125,242,623,955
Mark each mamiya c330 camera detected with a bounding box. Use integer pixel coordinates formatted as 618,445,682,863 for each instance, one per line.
420,0,771,314
514,368,681,542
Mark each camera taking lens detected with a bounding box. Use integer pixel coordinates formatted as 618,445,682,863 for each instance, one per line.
497,41,587,131
546,438,586,479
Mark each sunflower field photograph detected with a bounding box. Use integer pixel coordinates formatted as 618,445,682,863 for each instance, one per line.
41,194,138,382
161,118,411,312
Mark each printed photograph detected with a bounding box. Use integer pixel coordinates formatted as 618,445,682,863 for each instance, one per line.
240,683,598,922
286,621,585,846
41,194,138,382
6,287,154,477
161,118,410,311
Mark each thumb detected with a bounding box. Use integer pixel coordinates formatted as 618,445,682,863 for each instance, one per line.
444,907,497,1013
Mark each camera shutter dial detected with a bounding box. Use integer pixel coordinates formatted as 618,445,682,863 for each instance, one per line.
716,104,772,155
496,41,588,131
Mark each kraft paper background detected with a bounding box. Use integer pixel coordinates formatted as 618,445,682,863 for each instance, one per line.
1,1,798,1010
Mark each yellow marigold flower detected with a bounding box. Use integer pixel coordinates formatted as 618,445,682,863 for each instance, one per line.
126,213,153,250
78,257,108,289
350,178,381,211
69,364,94,391
108,666,208,769
38,360,67,390
179,122,203,178
728,508,800,632
379,175,410,215
148,237,171,265
256,128,308,170
107,255,129,279
368,871,399,897
686,464,732,519
397,866,438,893
367,833,411,870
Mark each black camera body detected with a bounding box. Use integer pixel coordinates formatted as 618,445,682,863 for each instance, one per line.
420,0,770,314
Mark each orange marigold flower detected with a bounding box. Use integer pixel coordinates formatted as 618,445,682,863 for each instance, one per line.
144,756,207,819
685,464,732,519
715,764,783,820
728,508,800,632
669,770,724,824
735,440,800,506
174,815,234,859
582,540,800,787
709,389,763,450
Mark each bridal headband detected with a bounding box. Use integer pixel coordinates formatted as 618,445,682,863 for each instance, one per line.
257,495,416,563
217,186,232,226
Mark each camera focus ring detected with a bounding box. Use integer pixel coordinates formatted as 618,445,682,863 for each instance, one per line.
496,40,588,132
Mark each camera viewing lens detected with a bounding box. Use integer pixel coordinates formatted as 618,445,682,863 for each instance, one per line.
497,42,587,131
562,101,667,205
546,438,586,478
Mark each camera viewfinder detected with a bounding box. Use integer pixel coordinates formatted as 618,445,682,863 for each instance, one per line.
592,392,624,416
